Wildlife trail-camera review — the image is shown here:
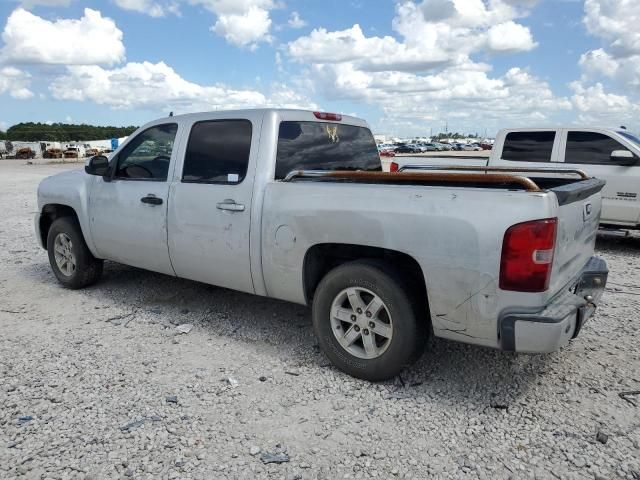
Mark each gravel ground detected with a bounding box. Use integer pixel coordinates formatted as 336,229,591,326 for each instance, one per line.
0,160,638,480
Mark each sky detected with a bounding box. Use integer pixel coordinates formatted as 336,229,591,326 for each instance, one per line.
0,0,638,137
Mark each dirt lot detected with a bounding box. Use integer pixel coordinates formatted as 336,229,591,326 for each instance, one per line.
0,160,639,480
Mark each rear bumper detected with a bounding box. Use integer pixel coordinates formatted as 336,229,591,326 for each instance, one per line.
499,257,608,353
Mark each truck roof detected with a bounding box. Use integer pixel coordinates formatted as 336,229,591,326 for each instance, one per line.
150,109,369,129
500,126,629,132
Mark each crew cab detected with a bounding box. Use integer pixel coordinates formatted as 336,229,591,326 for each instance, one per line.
35,110,608,380
391,127,640,229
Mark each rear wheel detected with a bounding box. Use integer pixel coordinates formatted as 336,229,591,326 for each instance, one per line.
47,217,103,289
312,260,426,381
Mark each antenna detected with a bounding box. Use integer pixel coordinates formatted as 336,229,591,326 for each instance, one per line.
169,112,174,117
620,125,627,130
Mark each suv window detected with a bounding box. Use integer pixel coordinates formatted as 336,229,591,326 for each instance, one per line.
566,131,634,165
115,124,178,180
182,120,252,184
275,121,381,180
502,131,556,162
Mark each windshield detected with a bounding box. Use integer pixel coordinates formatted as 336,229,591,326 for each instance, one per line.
618,131,640,148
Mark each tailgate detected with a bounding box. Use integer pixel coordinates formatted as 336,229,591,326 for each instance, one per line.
549,178,605,293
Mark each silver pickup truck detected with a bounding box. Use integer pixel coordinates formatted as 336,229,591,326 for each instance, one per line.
35,109,608,380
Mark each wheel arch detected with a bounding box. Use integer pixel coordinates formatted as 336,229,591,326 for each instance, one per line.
39,204,81,250
302,243,430,320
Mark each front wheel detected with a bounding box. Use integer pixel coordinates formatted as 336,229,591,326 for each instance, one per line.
312,261,426,381
47,217,103,289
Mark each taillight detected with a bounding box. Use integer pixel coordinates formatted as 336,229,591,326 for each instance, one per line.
390,161,399,172
500,218,557,292
313,111,342,121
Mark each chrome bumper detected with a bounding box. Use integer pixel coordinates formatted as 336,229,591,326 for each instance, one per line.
499,257,608,353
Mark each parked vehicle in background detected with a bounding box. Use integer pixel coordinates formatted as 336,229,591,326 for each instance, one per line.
435,142,452,151
391,127,640,229
64,147,81,159
480,142,493,150
379,150,395,157
466,143,483,151
421,143,442,151
394,144,421,154
44,148,63,159
86,148,100,158
16,147,36,159
35,109,608,380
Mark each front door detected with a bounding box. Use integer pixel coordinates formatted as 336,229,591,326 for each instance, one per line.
89,123,179,276
168,118,257,294
562,130,640,225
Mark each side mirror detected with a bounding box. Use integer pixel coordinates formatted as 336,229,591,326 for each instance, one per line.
85,155,110,176
611,150,637,166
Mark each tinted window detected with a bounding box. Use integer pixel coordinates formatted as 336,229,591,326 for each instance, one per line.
183,120,252,184
502,131,556,162
566,131,632,165
275,121,381,180
115,124,178,180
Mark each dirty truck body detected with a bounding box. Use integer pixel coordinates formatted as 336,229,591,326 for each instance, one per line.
35,109,608,380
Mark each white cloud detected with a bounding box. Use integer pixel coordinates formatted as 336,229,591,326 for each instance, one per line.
579,0,640,88
188,0,277,49
571,81,633,114
113,0,178,17
289,1,538,73
486,21,537,53
0,8,125,66
0,66,34,99
211,5,272,49
574,0,640,125
288,11,306,29
584,0,640,58
286,0,555,134
579,48,618,78
49,61,317,112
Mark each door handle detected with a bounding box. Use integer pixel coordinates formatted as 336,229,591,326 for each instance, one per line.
141,195,163,206
216,199,245,212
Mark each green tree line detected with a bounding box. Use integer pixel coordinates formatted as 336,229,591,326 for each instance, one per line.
3,122,138,142
432,132,480,140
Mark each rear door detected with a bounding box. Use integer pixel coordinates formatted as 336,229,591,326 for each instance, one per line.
558,129,640,225
167,115,260,294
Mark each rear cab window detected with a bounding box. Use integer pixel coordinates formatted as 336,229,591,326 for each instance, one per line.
275,121,381,180
502,131,556,163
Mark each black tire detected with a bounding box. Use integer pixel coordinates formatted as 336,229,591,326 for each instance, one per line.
47,217,103,289
312,260,427,381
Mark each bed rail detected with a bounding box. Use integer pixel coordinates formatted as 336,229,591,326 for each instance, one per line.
282,169,542,192
397,164,589,179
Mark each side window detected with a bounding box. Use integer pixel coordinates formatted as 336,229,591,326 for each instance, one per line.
182,120,252,184
502,131,556,162
115,124,178,180
565,131,633,165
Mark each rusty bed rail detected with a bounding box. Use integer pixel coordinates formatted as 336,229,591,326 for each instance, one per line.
282,169,542,192
397,164,589,179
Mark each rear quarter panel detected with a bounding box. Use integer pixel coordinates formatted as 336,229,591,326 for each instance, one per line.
261,181,561,347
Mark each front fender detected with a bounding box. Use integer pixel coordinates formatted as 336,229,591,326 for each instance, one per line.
37,170,99,257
